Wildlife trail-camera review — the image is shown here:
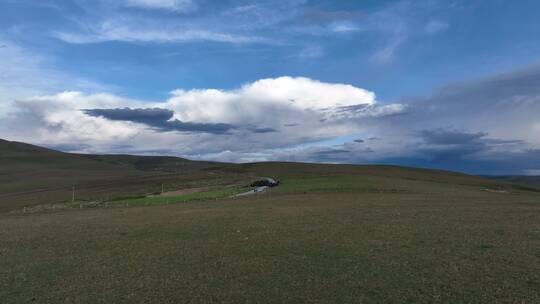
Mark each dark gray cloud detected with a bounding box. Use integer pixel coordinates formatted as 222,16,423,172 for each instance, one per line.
329,103,407,120
44,143,91,152
434,62,540,108
83,107,237,134
420,129,486,145
274,127,534,175
110,144,134,150
394,62,540,133
417,129,489,161
82,107,283,135
342,62,540,174
4,52,540,175
374,149,540,176
414,129,527,166
84,107,172,122
247,127,278,133
315,149,351,155
312,149,353,162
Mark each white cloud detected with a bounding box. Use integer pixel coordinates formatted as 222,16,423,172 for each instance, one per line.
166,76,376,123
0,41,103,98
0,39,109,121
370,35,407,64
2,55,538,174
3,92,142,144
1,77,398,157
123,0,196,11
365,1,451,64
424,20,449,34
295,46,324,59
329,22,360,33
54,1,299,45
524,169,540,176
241,76,374,108
55,19,264,44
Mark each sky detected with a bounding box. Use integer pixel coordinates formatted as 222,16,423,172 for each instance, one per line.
1,0,540,175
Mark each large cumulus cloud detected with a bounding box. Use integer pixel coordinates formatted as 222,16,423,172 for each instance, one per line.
3,63,540,175
1,77,401,157
259,64,540,174
165,76,376,124
163,63,540,175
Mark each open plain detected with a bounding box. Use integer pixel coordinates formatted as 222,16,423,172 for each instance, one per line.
2,142,540,303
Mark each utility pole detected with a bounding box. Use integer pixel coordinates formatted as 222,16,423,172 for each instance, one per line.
161,183,164,195
72,185,75,202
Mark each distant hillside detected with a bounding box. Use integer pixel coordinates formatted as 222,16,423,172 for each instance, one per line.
0,139,224,211
79,154,219,172
3,147,540,304
484,175,540,188
1,138,534,212
216,161,513,189
0,138,64,157
0,139,133,172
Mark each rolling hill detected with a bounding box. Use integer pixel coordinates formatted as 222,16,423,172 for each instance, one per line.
2,139,540,303
2,138,536,212
0,139,231,212
485,175,540,188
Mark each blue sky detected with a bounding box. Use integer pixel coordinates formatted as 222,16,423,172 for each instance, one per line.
1,0,540,174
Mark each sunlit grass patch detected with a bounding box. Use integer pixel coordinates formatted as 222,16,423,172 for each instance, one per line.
272,175,410,194
111,186,247,207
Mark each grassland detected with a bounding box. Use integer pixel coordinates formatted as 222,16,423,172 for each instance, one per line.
486,175,540,188
107,186,246,207
0,139,254,212
2,159,540,303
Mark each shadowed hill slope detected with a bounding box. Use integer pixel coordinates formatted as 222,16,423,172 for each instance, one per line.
3,141,540,303
1,139,535,212
0,139,224,211
2,156,540,303
485,175,540,188
213,161,511,189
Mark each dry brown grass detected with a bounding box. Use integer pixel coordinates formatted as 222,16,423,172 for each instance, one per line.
2,163,540,303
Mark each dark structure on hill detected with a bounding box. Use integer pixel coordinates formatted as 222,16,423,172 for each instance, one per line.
250,177,279,188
